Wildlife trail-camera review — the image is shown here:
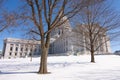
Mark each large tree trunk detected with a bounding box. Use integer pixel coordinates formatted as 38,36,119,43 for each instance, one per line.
38,33,50,74
38,35,49,74
38,46,48,74
90,50,95,62
90,44,95,63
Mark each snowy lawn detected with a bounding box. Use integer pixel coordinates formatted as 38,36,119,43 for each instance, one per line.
0,55,120,80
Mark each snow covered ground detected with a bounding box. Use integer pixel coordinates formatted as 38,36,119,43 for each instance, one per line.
0,55,120,80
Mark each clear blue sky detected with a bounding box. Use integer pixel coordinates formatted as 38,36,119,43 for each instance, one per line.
108,0,120,52
0,0,120,53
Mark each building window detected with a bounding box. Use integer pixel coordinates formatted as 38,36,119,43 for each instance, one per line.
29,53,32,56
20,53,22,57
58,30,60,35
21,48,23,51
10,47,13,51
15,53,17,56
30,48,32,52
16,47,18,51
9,52,12,56
10,44,13,46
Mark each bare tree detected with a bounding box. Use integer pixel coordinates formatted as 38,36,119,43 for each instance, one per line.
26,40,40,61
12,0,88,74
72,0,120,62
0,0,17,32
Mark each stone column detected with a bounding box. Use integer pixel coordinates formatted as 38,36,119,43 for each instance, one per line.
106,36,111,53
4,43,10,58
102,36,106,54
17,44,20,57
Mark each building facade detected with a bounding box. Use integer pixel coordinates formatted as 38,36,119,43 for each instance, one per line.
3,17,111,58
3,38,40,59
49,23,111,55
49,17,111,55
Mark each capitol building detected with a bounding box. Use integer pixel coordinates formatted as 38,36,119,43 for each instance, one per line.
49,17,111,55
3,17,111,58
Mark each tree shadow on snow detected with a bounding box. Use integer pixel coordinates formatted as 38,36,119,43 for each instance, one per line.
0,71,37,75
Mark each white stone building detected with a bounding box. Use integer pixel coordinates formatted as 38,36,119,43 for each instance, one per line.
3,17,111,58
49,18,111,55
3,38,40,59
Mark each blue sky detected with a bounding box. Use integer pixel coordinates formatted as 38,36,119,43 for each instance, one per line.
0,0,120,53
109,0,120,52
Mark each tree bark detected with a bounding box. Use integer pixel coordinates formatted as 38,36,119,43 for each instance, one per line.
90,45,95,63
38,33,51,74
91,51,95,62
38,47,48,74
38,35,49,74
